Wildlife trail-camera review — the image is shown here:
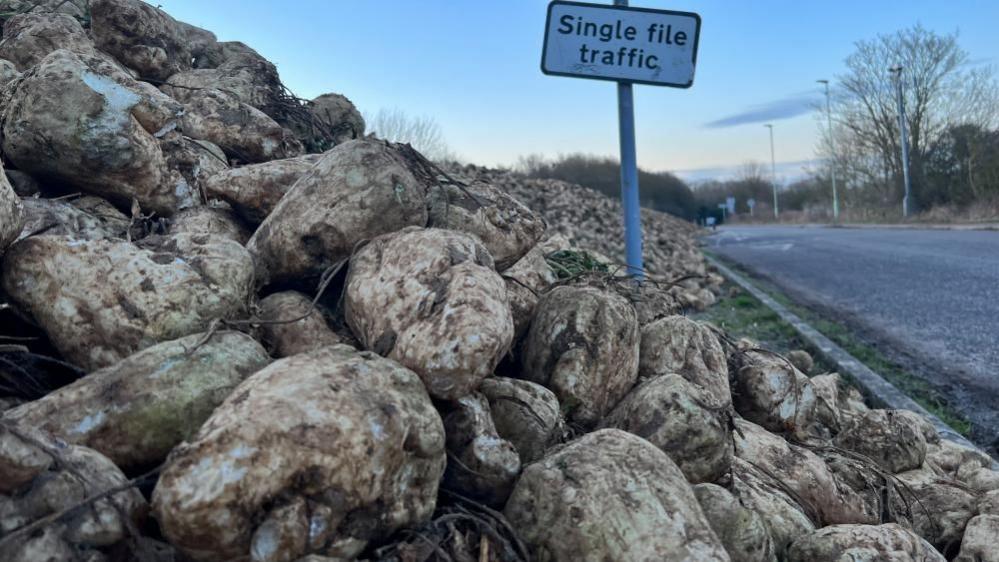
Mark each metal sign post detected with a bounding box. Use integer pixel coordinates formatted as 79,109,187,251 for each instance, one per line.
616,63,643,277
765,124,778,219
817,79,840,221
890,66,913,218
541,0,701,279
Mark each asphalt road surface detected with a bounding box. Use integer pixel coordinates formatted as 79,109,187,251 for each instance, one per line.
707,225,999,450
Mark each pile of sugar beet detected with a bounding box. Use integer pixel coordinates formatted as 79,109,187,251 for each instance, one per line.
0,2,997,562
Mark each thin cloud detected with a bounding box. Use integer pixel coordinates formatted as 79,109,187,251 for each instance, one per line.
704,92,822,129
674,159,820,184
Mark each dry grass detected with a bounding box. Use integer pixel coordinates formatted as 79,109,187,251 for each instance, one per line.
727,199,999,226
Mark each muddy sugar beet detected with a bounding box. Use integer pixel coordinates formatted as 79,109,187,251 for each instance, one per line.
345,227,514,400
0,160,22,253
2,233,254,370
521,285,640,428
152,346,446,561
3,331,270,472
0,425,147,561
504,429,729,561
248,139,431,285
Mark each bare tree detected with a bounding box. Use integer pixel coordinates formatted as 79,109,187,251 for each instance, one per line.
364,108,455,162
692,161,775,215
738,161,769,185
825,25,999,206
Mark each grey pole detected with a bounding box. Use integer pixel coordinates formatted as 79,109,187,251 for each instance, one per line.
765,124,778,219
614,0,643,278
890,66,913,217
818,79,839,220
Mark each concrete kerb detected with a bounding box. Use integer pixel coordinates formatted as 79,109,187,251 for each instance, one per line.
831,222,999,231
705,254,998,468
722,222,999,231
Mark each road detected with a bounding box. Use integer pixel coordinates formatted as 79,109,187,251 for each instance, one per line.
707,225,999,450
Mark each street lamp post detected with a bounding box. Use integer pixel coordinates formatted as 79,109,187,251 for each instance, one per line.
764,124,778,219
889,65,913,217
817,79,839,220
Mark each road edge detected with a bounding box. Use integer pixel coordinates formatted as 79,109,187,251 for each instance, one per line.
719,222,999,231
705,254,998,467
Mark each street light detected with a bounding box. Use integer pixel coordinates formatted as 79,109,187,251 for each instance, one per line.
764,124,778,219
889,65,913,217
817,79,839,221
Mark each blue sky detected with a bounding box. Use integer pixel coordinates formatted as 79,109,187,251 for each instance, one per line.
158,0,998,183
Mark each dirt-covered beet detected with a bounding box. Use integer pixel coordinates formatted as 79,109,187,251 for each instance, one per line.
160,135,230,198
734,418,878,526
248,139,432,285
694,483,775,562
345,227,513,400
3,331,270,471
177,88,304,163
256,291,341,357
955,515,999,562
786,350,814,375
728,457,815,558
89,0,193,81
732,350,819,437
0,59,19,89
834,409,927,474
603,374,732,483
0,425,147,561
521,285,640,428
202,153,321,225
2,233,254,370
17,195,129,242
0,49,193,215
0,162,22,253
161,39,285,122
308,93,365,144
152,346,446,561
167,205,251,244
504,429,729,561
0,12,95,71
639,315,731,408
427,179,546,270
441,392,521,506
501,244,559,341
787,524,944,562
479,376,564,464
957,463,999,493
894,467,978,550
925,438,994,478
809,372,862,432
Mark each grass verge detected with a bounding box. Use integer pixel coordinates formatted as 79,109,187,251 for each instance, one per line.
704,251,973,437
693,288,834,373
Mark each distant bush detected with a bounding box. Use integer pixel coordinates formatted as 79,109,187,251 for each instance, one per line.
693,162,776,217
517,153,698,221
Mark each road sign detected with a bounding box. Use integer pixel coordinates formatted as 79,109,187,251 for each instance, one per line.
540,1,701,279
726,196,736,214
542,1,701,88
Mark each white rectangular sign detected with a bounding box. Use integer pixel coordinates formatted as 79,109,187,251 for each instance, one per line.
541,1,700,87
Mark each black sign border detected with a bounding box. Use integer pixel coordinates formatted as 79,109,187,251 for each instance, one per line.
540,0,701,88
